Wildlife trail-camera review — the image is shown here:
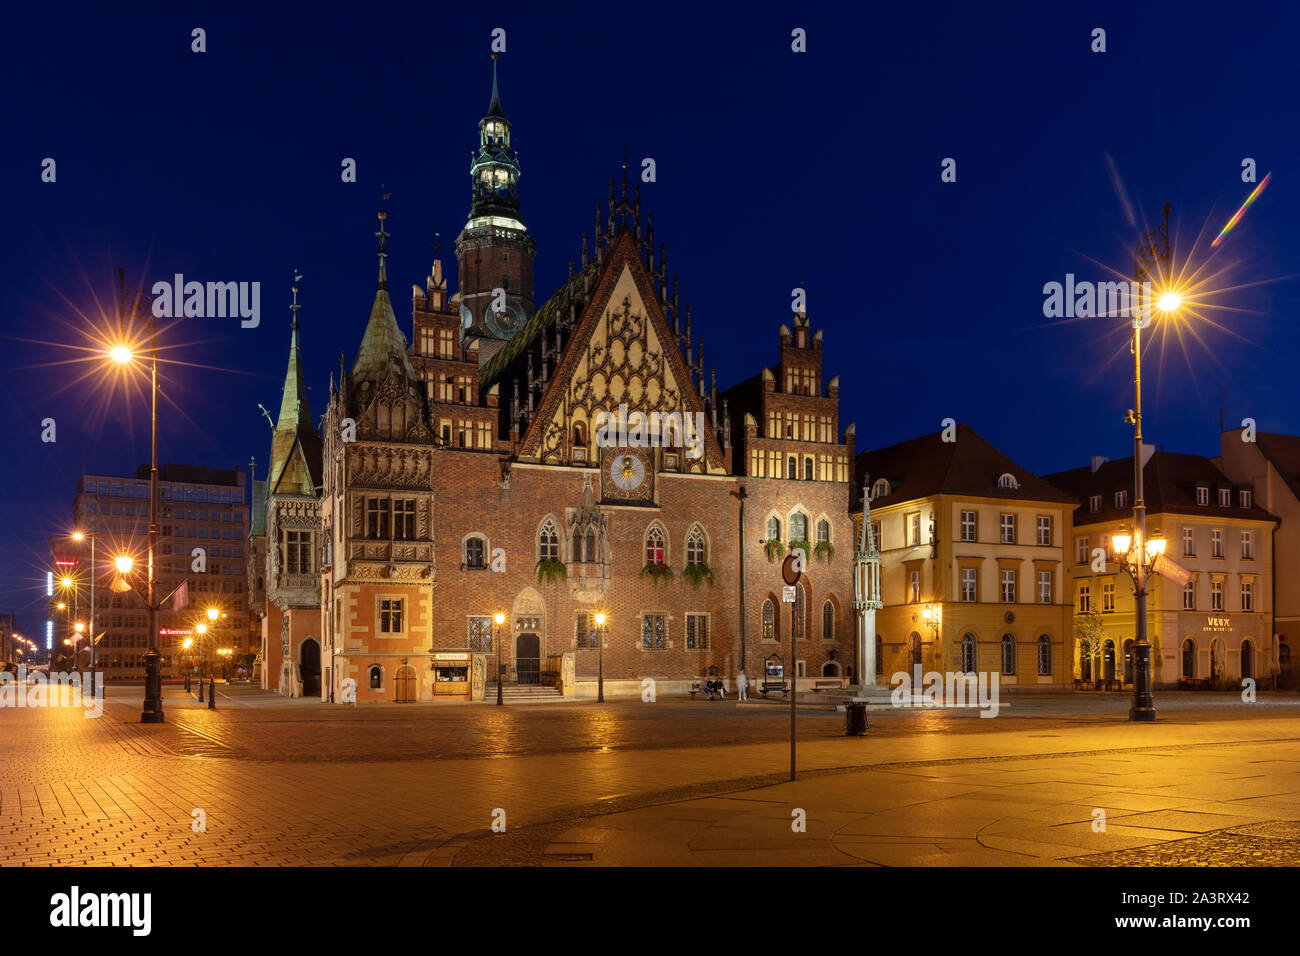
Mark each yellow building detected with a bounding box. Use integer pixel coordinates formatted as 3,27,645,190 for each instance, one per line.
853,425,1076,689
1046,449,1278,689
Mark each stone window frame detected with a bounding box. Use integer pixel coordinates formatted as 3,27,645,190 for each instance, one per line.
376,594,406,637
462,531,490,569
685,524,708,567
684,612,709,650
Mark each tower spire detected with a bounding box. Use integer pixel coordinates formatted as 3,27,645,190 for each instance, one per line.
488,53,503,117
375,188,391,291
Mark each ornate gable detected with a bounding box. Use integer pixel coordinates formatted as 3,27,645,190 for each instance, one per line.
518,230,726,472
353,364,430,444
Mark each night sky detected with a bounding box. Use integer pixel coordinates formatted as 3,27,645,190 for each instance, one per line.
3,1,1297,625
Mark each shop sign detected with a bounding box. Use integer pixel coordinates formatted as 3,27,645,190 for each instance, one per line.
1202,616,1232,632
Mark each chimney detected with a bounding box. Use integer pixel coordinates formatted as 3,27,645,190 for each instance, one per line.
1090,456,1108,473
1140,442,1156,469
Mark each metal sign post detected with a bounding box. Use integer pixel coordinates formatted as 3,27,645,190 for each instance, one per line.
782,553,802,782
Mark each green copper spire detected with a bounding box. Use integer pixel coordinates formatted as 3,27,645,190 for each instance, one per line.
488,53,503,118
351,206,416,386
268,272,321,497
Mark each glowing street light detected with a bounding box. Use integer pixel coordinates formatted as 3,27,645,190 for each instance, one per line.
1156,291,1182,313
594,611,608,703
493,611,506,706
109,345,132,364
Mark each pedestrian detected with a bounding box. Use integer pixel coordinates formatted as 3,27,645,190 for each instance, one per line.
737,668,748,701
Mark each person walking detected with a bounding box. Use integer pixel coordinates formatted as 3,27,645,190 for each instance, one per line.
736,668,748,701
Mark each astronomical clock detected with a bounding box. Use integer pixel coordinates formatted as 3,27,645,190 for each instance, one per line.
601,447,654,504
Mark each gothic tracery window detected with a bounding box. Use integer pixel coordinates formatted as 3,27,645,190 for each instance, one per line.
645,526,665,565
538,519,559,562
686,526,706,567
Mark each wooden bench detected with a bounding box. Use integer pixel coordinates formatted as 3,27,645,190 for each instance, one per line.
810,679,842,692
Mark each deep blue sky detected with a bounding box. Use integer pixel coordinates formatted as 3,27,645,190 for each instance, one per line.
3,1,1297,624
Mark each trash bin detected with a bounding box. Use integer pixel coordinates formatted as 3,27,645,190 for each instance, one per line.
844,701,867,735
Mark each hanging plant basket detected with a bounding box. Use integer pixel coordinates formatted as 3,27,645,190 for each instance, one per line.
788,540,811,560
535,559,567,584
682,563,714,588
763,538,785,562
814,541,835,562
642,562,674,583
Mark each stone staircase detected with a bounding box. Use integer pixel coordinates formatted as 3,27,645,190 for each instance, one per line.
808,684,896,709
486,682,565,703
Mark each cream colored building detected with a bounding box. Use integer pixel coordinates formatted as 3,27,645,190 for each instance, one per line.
1047,449,1278,688
853,425,1076,689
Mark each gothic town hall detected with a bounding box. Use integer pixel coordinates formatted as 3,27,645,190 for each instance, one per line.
253,62,856,702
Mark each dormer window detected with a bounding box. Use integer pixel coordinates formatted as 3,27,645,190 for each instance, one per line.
1115,490,1128,509
997,473,1019,491
1196,485,1209,506
871,478,890,500
1240,489,1252,509
1218,488,1231,507
1088,495,1101,514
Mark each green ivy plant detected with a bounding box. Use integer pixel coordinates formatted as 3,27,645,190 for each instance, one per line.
763,538,785,562
682,562,714,588
814,541,835,562
642,562,674,583
788,540,811,560
535,559,567,584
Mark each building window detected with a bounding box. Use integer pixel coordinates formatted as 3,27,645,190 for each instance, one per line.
790,512,808,543
685,613,709,649
1001,569,1016,603
908,512,921,546
1037,635,1052,675
1241,580,1254,612
1088,494,1101,514
576,611,598,649
961,633,976,674
1102,581,1115,612
1000,513,1015,545
1076,536,1088,565
872,478,890,499
997,473,1019,490
392,499,416,540
584,530,597,563
1183,577,1196,610
1115,490,1128,509
793,584,806,640
1001,634,1015,674
1211,529,1223,558
465,536,486,569
538,520,560,562
1218,488,1231,507
368,665,382,689
804,458,814,481
961,568,977,602
872,521,881,551
875,634,883,675
1037,570,1052,604
285,530,311,575
960,510,977,542
1183,527,1195,556
686,526,707,566
787,456,796,478
761,600,775,641
1078,585,1091,613
642,613,666,650
468,616,493,652
1211,579,1224,611
822,600,834,641
816,519,830,545
365,498,389,539
766,516,781,541
645,527,666,565
1196,486,1209,506
379,598,404,634
1037,515,1051,546
1241,530,1254,560
909,570,921,603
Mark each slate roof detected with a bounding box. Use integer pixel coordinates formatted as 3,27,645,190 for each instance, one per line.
854,424,1076,507
1253,431,1300,504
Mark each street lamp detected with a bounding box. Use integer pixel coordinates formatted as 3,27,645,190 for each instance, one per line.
205,607,219,708
182,636,194,691
921,604,941,645
195,623,207,701
1112,530,1166,709
109,270,164,724
493,612,505,706
72,530,100,698
1127,202,1179,723
594,612,607,703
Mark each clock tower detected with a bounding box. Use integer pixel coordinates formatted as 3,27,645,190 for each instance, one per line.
457,55,536,368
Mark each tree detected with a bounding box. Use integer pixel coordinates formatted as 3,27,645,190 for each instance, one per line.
1074,608,1106,683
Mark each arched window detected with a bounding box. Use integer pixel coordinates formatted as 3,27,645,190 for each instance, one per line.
997,473,1020,490
793,584,806,640
787,456,797,478
645,527,665,565
822,600,834,641
465,536,486,568
368,664,382,689
1001,634,1015,674
538,519,559,562
1182,638,1196,679
961,633,976,674
1037,635,1052,675
761,600,775,641
686,526,707,567
875,634,883,675
1104,640,1116,682
573,422,587,446
766,516,781,540
804,458,814,480
584,530,597,563
1241,639,1254,679
1123,639,1134,684
821,661,840,677
872,478,890,500
816,519,830,544
790,512,808,543
1080,640,1093,682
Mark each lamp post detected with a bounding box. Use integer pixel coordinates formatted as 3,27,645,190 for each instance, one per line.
183,637,194,692
205,607,219,709
494,612,505,705
195,622,207,701
594,612,606,703
1128,202,1178,723
1111,531,1166,719
71,531,98,696
111,271,164,723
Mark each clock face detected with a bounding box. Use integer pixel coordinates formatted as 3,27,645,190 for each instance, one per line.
603,449,652,502
485,300,523,338
611,453,645,492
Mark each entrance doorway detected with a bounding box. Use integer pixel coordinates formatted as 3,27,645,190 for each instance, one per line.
909,632,923,670
516,633,540,685
394,662,418,702
300,639,321,698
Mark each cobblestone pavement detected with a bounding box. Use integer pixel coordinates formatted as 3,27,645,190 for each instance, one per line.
1,685,1298,866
